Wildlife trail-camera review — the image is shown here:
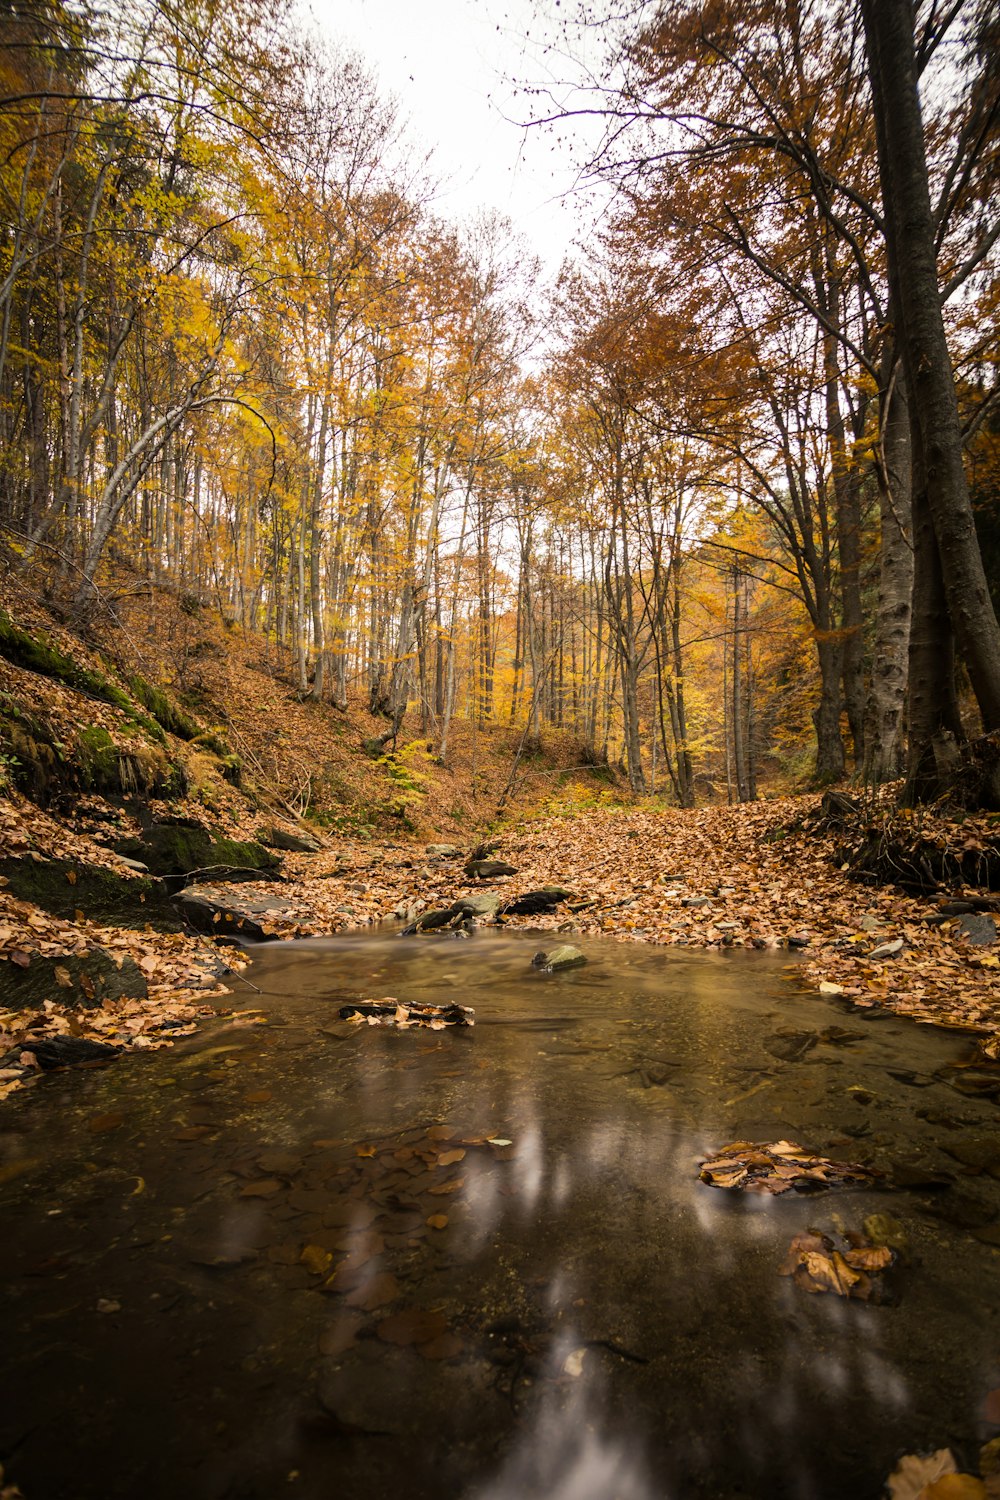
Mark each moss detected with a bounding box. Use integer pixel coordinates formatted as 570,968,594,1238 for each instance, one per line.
116,823,279,877
78,725,118,790
0,856,181,929
129,674,201,741
0,610,162,738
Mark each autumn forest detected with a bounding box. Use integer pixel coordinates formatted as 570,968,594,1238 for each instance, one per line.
2,0,997,809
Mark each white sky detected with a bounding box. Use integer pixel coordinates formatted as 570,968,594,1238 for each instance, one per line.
302,0,608,273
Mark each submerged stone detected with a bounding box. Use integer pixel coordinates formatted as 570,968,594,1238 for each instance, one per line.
532,944,586,972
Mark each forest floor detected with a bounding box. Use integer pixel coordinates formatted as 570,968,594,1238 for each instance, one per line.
1,569,999,1094
2,783,999,1100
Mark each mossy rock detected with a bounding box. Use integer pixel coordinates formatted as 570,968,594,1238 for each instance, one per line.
77,725,181,798
116,823,280,879
0,947,148,1010
0,856,181,929
0,610,160,737
0,705,64,801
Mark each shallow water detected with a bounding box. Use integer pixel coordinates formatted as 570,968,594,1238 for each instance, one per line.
1,929,999,1499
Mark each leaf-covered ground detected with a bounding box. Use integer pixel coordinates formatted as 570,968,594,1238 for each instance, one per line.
3,790,998,1101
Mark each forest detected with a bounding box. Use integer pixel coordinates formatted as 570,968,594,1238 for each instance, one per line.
1,0,997,807
2,5,1000,1499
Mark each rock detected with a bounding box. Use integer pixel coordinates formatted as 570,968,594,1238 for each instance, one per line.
0,949,148,1010
4,1035,121,1070
465,859,518,879
501,887,574,916
531,944,586,972
785,933,811,948
682,895,711,908
868,937,904,959
175,886,286,942
256,825,321,854
400,906,458,936
454,893,500,919
958,913,998,946
115,855,150,874
115,823,281,880
0,856,177,929
426,843,459,857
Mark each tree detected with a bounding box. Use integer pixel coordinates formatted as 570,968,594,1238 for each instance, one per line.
861,0,1000,800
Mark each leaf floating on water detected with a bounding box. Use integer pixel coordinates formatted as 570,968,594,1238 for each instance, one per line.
339,1000,474,1029
426,1213,448,1230
88,1111,124,1134
700,1140,878,1193
355,1143,377,1158
436,1149,466,1167
562,1347,587,1378
887,1451,963,1500
920,1479,988,1499
780,1226,894,1300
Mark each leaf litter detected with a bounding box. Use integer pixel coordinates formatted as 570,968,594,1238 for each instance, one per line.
699,1139,880,1194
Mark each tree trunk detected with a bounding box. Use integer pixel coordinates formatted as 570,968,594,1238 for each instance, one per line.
864,366,913,783
862,0,1000,747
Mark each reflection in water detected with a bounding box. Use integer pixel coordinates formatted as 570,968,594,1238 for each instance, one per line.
472,1364,659,1500
0,928,998,1500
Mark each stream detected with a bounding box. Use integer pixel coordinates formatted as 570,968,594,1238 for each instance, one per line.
1,928,999,1499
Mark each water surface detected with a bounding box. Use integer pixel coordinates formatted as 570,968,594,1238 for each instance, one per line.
1,929,999,1498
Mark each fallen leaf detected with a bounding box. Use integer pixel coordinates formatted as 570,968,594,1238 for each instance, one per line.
239,1177,284,1198
887,1449,957,1500
376,1308,447,1346
436,1148,466,1167
300,1244,334,1276
345,1272,399,1311
88,1111,124,1134
426,1214,448,1230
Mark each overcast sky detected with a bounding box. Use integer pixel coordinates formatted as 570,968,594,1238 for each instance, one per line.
304,0,610,273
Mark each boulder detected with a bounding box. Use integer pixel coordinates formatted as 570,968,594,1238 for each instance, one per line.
0,856,177,929
958,913,998,946
531,944,586,972
501,888,573,917
400,906,458,936
116,823,281,880
426,843,459,858
454,892,501,919
175,885,292,942
256,825,321,854
0,948,148,1010
465,860,518,879
5,1035,121,1071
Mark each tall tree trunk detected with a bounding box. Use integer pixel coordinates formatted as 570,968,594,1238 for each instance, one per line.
864,366,913,782
862,0,1000,749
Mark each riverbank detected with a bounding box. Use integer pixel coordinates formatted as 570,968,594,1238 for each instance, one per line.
2,788,998,1098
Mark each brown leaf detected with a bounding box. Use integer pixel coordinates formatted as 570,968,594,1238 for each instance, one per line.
436,1148,466,1167
239,1177,284,1198
345,1272,399,1311
318,1313,365,1357
10,949,31,969
419,1331,465,1360
428,1177,465,1196
376,1308,447,1346
300,1244,334,1276
88,1111,124,1134
426,1213,448,1230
